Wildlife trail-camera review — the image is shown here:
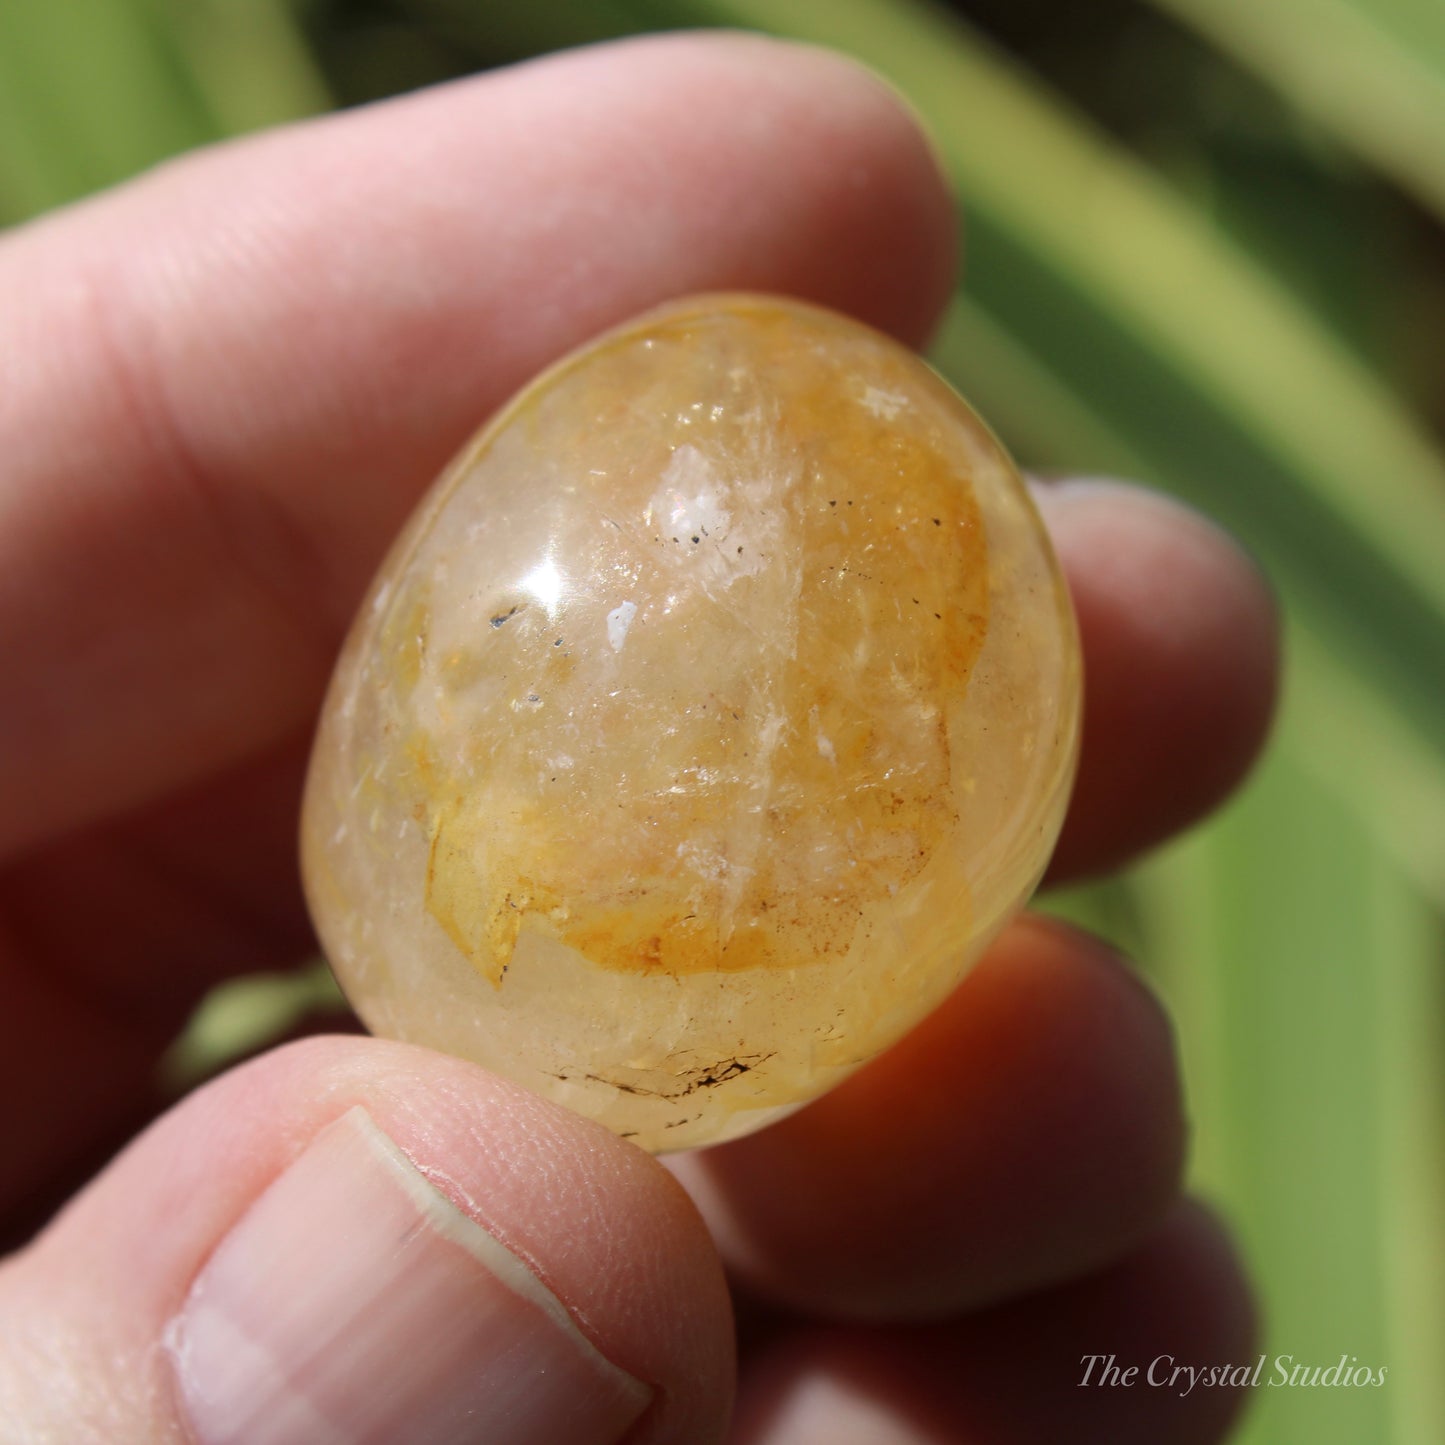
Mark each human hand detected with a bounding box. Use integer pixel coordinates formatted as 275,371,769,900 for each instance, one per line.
0,33,1278,1444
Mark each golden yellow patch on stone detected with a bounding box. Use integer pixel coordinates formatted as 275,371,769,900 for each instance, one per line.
301,295,1081,1152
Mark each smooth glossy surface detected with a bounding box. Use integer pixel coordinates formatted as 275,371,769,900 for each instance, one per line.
302,295,1081,1152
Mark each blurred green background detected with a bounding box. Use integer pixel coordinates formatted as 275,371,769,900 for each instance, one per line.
4,2,1442,1442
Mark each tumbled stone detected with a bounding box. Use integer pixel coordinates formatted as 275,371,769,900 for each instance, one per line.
301,294,1081,1152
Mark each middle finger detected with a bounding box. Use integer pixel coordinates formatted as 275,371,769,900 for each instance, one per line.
669,915,1185,1320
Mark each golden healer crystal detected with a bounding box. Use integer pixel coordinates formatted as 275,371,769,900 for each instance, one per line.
301,295,1082,1151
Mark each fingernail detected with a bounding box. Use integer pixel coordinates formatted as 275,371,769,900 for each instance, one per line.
167,1107,651,1445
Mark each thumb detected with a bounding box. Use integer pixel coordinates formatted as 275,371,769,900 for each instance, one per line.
0,1036,733,1444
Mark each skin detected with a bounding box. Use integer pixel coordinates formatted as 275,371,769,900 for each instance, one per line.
0,32,1278,1443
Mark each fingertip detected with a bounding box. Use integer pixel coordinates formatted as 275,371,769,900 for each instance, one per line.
1157,1197,1261,1363
514,30,960,349
676,915,1186,1320
729,34,960,347
1034,479,1282,880
733,1197,1257,1445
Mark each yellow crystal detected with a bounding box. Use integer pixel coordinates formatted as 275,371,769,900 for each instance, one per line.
301,294,1081,1152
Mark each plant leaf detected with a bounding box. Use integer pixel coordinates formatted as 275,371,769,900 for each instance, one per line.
1144,0,1445,223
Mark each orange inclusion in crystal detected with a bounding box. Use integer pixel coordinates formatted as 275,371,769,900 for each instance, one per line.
415,304,990,982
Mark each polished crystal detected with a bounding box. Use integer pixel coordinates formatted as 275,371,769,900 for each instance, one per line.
302,294,1081,1151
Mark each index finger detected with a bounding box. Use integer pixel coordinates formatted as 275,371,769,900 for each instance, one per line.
0,32,956,860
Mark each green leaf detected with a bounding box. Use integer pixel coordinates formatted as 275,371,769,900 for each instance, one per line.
1133,669,1444,1445
0,0,328,224
155,0,331,135
929,295,1154,480
160,963,347,1091
1144,0,1445,223
0,0,215,218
